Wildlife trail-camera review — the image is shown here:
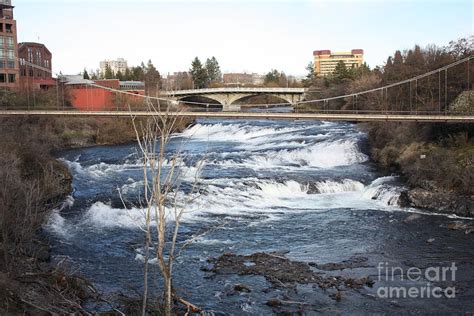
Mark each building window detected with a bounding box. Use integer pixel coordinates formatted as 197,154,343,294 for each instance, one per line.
6,37,13,48
27,48,33,62
0,24,3,33
5,24,12,33
0,73,5,83
0,36,3,45
7,60,14,68
0,61,4,69
7,49,14,59
8,74,15,83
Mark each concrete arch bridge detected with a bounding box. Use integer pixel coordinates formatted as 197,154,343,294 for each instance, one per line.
163,87,307,111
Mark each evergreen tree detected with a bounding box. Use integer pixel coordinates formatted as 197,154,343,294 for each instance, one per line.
303,62,315,87
264,69,282,86
104,64,114,79
393,50,403,65
145,59,161,95
124,68,132,81
83,68,90,80
333,61,350,82
205,57,222,85
116,70,124,81
190,57,208,89
131,66,145,81
352,62,371,78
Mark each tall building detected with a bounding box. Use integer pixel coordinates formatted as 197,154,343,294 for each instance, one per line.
19,42,55,90
0,0,19,88
100,58,128,76
313,49,364,76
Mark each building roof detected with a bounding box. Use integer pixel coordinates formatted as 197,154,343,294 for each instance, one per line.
18,42,52,55
314,49,364,56
62,75,94,85
119,81,144,85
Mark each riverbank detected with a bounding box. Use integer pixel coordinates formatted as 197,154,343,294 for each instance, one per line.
364,121,474,217
0,116,193,314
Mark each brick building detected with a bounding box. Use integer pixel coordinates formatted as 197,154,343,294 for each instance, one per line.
18,42,55,90
63,76,145,111
0,0,19,88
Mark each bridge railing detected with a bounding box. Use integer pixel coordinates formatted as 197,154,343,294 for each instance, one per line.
163,87,307,95
1,103,472,116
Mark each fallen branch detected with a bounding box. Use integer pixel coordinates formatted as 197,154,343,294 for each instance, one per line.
173,294,202,314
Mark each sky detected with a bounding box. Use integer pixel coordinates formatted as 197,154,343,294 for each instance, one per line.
15,0,473,76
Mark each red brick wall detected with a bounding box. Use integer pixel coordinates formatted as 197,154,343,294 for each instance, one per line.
70,84,145,111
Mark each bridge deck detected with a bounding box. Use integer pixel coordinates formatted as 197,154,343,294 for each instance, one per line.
0,110,472,122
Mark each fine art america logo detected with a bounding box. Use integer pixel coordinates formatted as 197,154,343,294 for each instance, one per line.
377,262,457,299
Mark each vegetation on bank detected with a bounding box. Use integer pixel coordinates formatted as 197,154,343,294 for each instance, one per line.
367,122,474,195
302,37,473,197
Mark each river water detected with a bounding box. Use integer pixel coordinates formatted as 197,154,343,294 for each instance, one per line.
46,111,474,314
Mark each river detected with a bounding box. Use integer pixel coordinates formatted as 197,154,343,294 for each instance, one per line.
46,111,474,314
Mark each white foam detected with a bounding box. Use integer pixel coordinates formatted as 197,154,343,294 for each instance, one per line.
45,209,71,238
60,158,142,178
362,177,403,206
213,139,368,169
84,202,147,229
181,123,306,143
44,195,75,238
316,179,365,194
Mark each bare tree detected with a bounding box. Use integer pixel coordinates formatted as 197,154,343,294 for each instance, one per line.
123,96,204,315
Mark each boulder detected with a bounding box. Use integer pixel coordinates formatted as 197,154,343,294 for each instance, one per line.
408,188,474,218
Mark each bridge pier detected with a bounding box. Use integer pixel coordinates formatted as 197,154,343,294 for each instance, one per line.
223,103,241,112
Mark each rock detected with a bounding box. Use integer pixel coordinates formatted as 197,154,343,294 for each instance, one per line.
446,222,474,234
408,189,474,218
208,252,374,293
234,284,251,293
314,256,370,271
427,238,436,243
448,222,468,231
330,290,343,301
266,299,282,307
398,191,411,207
403,214,421,224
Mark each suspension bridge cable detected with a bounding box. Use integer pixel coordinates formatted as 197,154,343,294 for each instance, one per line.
13,55,473,109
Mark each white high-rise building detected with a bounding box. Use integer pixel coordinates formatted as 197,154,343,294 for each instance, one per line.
100,58,128,76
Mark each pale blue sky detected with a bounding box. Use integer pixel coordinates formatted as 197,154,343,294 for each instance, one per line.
15,0,473,76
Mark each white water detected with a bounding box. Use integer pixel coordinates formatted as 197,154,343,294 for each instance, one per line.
47,120,418,232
